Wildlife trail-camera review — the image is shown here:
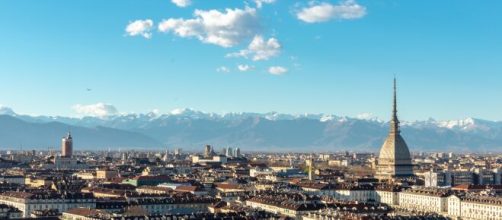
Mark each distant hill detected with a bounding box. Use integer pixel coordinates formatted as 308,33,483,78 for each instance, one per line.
0,115,161,150
0,108,501,152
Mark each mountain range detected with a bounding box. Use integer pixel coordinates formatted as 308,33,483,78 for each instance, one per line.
0,107,501,152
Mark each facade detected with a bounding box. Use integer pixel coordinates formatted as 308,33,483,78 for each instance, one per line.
96,169,118,180
474,168,497,185
451,171,474,186
74,172,96,180
215,183,245,193
0,204,22,219
250,167,274,177
24,177,53,188
299,183,336,196
245,194,323,219
398,188,449,214
53,156,87,170
376,79,414,180
191,155,227,165
448,195,502,220
0,191,95,217
125,198,214,215
376,189,399,206
122,175,170,187
62,208,110,220
422,169,502,187
333,188,375,203
424,170,452,187
0,175,24,185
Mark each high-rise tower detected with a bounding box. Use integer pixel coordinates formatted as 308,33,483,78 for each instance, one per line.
307,156,315,181
204,145,214,157
61,132,73,158
376,78,414,180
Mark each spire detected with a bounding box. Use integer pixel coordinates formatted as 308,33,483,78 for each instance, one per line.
390,77,400,134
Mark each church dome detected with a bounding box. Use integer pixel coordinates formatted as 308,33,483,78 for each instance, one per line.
379,133,412,164
376,78,414,179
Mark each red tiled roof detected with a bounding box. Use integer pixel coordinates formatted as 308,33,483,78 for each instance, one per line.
215,183,241,190
175,186,201,192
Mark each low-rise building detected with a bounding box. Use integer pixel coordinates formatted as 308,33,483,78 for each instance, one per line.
122,175,170,187
192,155,227,165
297,182,336,196
398,188,450,214
0,204,22,219
0,175,24,185
448,195,502,220
0,191,96,217
245,193,324,219
96,169,118,180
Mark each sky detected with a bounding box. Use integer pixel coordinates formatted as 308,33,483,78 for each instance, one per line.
0,0,501,121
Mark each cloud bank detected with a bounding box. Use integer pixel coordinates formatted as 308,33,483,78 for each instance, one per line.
72,103,119,118
171,0,192,8
158,7,260,47
125,19,154,39
227,35,281,61
297,0,366,23
268,66,288,75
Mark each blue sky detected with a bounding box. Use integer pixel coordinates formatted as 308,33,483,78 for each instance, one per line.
0,0,501,121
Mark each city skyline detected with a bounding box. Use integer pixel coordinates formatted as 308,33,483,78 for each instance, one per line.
0,0,501,121
0,1,501,219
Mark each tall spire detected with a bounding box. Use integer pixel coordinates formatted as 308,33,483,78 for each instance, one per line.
390,77,400,134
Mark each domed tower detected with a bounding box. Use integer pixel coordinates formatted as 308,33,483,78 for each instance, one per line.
61,132,73,158
376,78,414,180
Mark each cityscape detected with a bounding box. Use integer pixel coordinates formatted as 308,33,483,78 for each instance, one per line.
1,0,502,220
0,80,500,219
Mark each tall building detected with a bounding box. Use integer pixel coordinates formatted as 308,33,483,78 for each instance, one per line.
235,147,241,157
307,156,315,181
376,79,414,180
61,132,73,158
49,132,87,170
424,170,452,187
204,145,214,157
174,148,181,156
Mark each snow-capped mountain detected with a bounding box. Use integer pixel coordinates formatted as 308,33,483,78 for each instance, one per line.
0,106,16,116
0,107,501,152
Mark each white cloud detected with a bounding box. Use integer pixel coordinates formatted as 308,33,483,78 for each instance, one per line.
158,7,259,48
227,35,281,61
171,0,191,8
125,19,154,39
297,0,366,23
255,0,275,8
72,103,119,118
268,66,288,75
237,64,253,72
216,66,230,73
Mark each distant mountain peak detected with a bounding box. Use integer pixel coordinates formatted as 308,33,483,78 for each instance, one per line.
0,106,16,116
0,106,501,151
169,108,194,115
436,117,478,130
